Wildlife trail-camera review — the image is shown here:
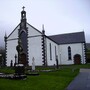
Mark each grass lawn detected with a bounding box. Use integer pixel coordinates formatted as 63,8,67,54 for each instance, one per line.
0,64,90,90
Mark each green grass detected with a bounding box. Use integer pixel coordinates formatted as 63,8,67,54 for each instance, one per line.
0,67,14,73
0,64,90,90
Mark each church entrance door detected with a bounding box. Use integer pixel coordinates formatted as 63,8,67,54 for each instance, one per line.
74,54,81,64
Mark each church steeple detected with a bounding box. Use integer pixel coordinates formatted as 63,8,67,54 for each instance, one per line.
18,7,28,66
20,6,27,29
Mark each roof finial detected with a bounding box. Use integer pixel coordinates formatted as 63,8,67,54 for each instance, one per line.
42,24,45,35
22,6,25,11
4,32,7,42
5,32,7,38
42,24,44,30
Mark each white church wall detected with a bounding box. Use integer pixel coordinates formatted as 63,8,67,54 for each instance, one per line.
28,36,42,66
27,23,42,37
7,25,19,40
46,38,59,66
6,25,19,66
82,43,86,64
27,23,43,66
6,40,18,66
59,43,85,65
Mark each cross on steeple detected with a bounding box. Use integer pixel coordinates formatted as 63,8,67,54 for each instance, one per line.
22,6,25,11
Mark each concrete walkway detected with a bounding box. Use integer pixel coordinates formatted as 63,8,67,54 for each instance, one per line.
66,69,90,90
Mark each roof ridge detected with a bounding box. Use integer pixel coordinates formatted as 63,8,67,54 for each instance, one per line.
49,31,84,37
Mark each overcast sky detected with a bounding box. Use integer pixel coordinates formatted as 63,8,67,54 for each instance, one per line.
0,0,90,47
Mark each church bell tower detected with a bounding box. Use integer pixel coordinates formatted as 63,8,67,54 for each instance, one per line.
18,6,28,66
20,6,27,30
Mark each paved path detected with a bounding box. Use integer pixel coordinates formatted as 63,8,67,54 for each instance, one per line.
66,69,90,90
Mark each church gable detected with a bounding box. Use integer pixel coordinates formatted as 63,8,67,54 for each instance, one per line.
27,23,42,37
7,24,20,40
7,22,42,41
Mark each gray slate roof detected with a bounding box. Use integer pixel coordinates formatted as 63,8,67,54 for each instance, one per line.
48,32,85,44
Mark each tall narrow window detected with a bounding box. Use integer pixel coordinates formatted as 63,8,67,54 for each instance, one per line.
55,46,56,60
68,46,72,60
50,43,52,60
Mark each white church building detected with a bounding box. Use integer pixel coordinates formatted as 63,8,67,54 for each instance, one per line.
5,8,86,66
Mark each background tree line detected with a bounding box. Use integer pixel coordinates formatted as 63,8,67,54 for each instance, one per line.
0,47,5,66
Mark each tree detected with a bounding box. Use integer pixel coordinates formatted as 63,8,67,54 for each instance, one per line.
0,47,5,66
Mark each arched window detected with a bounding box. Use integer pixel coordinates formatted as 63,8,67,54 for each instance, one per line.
50,43,52,60
55,46,56,60
68,46,72,60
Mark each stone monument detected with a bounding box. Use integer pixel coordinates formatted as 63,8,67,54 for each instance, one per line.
15,38,25,75
56,55,59,69
10,60,13,67
32,57,35,71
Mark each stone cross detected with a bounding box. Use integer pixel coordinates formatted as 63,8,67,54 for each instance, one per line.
32,57,35,71
56,55,59,69
10,60,13,67
14,54,18,66
22,6,25,11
